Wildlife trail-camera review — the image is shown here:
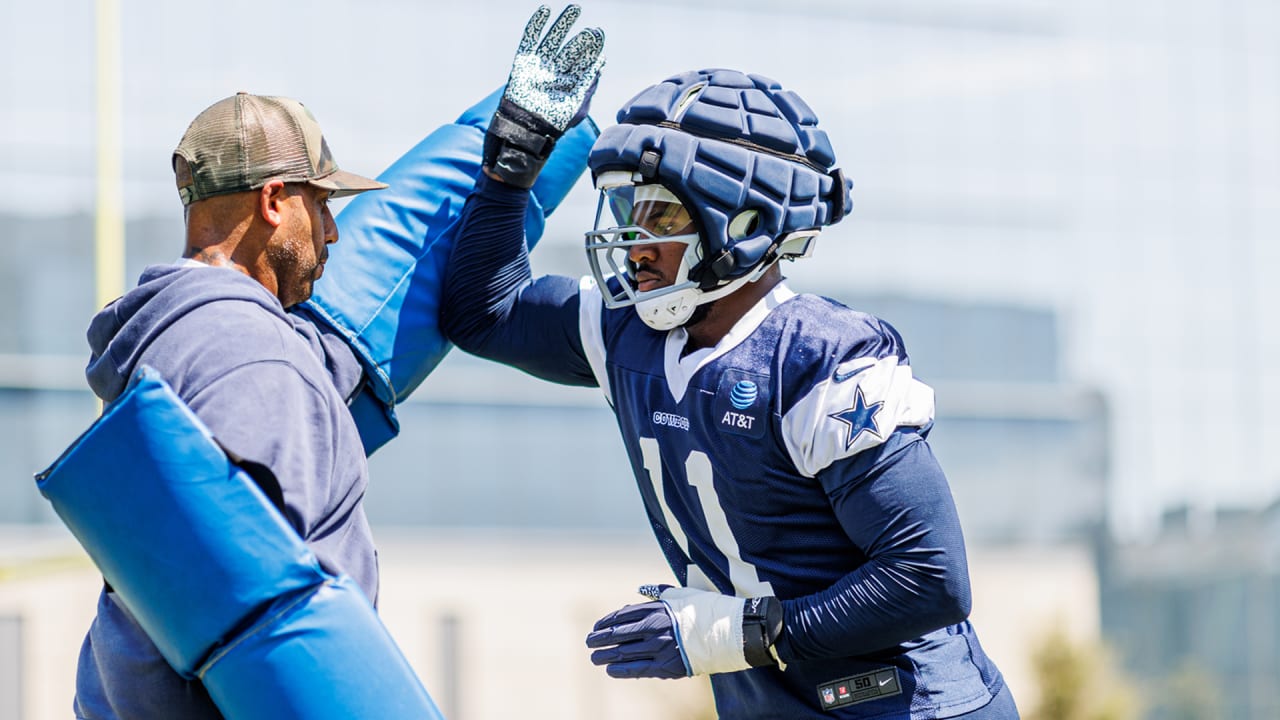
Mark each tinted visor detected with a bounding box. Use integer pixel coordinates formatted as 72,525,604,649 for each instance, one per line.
604,184,696,238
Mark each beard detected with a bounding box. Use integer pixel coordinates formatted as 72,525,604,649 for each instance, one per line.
267,243,321,308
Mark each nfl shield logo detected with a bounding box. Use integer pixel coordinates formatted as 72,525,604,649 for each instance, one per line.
822,687,836,705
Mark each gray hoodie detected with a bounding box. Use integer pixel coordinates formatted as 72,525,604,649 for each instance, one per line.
75,262,374,719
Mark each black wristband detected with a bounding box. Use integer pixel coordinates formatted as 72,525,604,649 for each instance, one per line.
483,99,562,189
741,596,784,668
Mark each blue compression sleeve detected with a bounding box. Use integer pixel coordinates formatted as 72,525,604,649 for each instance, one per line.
774,434,972,662
440,174,595,386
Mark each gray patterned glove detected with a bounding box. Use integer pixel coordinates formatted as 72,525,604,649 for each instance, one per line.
484,4,605,188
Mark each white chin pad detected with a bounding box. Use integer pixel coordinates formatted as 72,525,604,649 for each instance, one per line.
636,288,699,330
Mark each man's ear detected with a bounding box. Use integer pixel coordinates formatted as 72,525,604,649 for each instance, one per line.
259,180,288,228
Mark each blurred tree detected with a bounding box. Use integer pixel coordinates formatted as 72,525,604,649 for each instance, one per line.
1154,660,1222,720
1028,625,1142,720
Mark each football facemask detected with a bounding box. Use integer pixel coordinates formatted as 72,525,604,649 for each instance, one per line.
585,174,797,331
584,177,704,330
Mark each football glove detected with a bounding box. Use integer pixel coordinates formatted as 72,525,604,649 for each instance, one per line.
484,4,605,188
586,584,783,679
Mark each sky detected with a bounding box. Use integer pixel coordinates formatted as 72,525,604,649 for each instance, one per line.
3,0,1280,538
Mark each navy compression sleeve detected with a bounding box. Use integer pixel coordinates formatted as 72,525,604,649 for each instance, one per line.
440,174,596,386
773,435,972,662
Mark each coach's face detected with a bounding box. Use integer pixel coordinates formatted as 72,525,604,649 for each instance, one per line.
262,181,338,307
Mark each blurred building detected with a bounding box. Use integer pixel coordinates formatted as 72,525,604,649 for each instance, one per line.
1101,503,1280,719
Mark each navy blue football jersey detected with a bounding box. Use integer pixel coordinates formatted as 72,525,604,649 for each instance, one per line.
575,279,1006,719
439,177,1010,719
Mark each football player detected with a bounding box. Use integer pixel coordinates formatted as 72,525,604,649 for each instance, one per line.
442,22,1018,716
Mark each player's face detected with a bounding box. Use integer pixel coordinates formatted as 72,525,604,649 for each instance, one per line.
270,183,337,307
627,199,696,293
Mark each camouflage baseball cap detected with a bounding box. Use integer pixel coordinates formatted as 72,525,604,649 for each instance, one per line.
173,92,387,206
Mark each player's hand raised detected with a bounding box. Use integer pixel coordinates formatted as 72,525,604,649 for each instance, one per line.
484,4,605,188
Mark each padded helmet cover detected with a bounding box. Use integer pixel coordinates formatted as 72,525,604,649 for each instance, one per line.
588,68,852,285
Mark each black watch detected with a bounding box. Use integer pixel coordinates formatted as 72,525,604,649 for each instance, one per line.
742,596,784,668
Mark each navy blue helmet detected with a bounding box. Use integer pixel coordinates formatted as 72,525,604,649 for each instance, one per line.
585,68,852,329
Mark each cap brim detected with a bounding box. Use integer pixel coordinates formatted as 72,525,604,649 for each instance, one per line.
308,169,388,198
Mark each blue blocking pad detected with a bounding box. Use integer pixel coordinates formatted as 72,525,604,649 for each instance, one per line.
199,576,443,720
37,367,443,717
303,87,599,454
35,367,325,676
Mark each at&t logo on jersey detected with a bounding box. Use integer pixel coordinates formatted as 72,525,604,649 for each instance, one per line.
714,370,769,439
730,380,758,409
722,410,755,431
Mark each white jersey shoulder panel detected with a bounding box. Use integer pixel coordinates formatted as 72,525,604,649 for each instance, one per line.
781,355,935,478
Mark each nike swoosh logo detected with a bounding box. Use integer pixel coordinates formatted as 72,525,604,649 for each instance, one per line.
832,364,873,383
879,677,893,687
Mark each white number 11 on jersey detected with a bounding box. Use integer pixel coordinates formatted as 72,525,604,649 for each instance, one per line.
639,437,775,598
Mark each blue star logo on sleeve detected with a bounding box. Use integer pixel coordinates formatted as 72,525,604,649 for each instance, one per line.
829,387,885,450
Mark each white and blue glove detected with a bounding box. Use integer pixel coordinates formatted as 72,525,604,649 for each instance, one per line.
586,585,784,679
485,4,605,188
